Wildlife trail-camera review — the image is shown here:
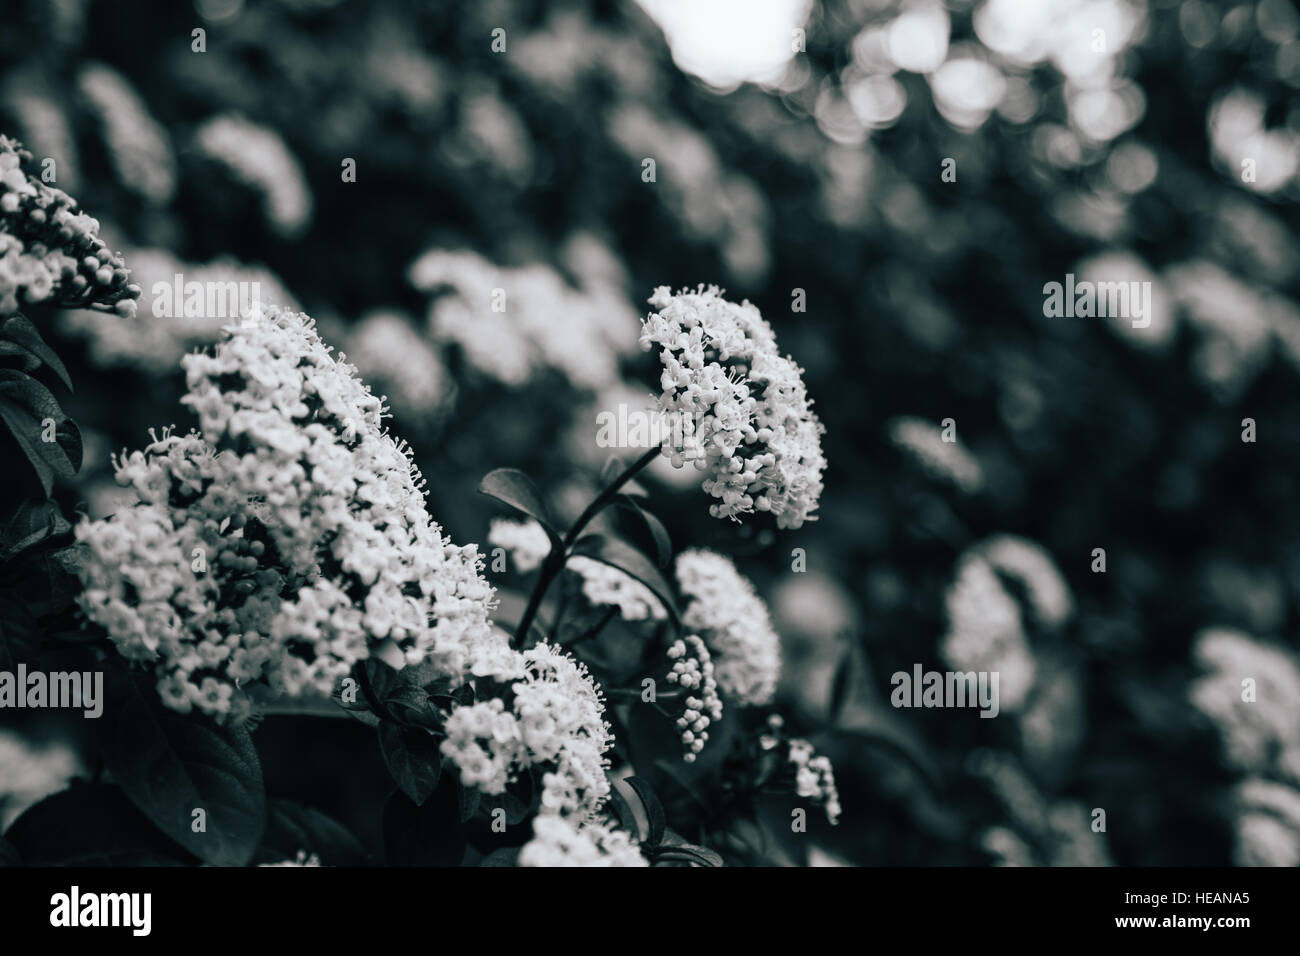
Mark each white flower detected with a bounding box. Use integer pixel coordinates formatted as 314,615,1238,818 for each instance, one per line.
565,555,666,622
1190,629,1300,781
77,64,175,204
487,518,552,574
194,114,312,238
887,415,983,494
788,738,841,825
1233,778,1300,867
666,635,723,762
675,549,781,706
75,307,497,721
941,552,1036,713
518,814,647,867
640,286,825,528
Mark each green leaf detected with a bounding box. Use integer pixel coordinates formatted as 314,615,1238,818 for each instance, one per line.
4,783,197,866
477,468,563,549
379,722,443,805
0,370,81,494
256,799,367,866
96,665,266,866
570,534,680,624
615,494,672,568
0,315,73,391
619,776,666,847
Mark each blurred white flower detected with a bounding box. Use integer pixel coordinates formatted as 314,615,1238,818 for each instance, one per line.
195,114,313,238
888,415,984,493
76,63,175,204
487,517,552,574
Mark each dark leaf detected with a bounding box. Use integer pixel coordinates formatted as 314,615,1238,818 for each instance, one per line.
477,468,563,548
479,847,520,867
96,665,266,866
615,494,672,568
457,779,482,823
570,534,680,624
257,799,367,866
378,722,443,805
651,843,725,867
620,776,666,847
4,783,196,866
0,370,82,494
0,315,73,390
0,836,18,866
0,592,39,671
0,497,72,562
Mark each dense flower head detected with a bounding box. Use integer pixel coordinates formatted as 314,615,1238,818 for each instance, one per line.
666,635,723,762
675,549,781,705
565,554,667,622
789,738,842,825
518,813,648,867
1189,629,1300,782
0,135,140,316
75,306,498,721
640,285,825,529
487,517,552,574
440,641,614,819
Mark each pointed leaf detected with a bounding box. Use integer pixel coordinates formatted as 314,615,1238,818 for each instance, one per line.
96,665,266,866
615,494,672,568
257,799,367,866
618,776,666,847
477,468,563,548
379,722,443,805
571,534,679,624
0,315,73,390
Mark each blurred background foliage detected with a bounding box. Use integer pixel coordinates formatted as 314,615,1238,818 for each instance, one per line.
3,0,1300,865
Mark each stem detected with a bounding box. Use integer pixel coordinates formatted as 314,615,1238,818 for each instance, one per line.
565,606,617,649
512,445,662,647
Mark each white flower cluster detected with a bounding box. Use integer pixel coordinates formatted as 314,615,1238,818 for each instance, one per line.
487,517,552,574
343,310,449,422
0,136,139,316
0,729,83,830
194,114,313,238
941,552,1035,713
1232,778,1300,867
74,306,499,721
518,813,647,867
58,245,296,369
675,549,781,706
565,555,667,622
440,642,612,820
1189,629,1300,783
887,415,984,494
640,286,825,529
408,247,639,390
789,738,842,825
76,64,175,204
666,635,723,762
